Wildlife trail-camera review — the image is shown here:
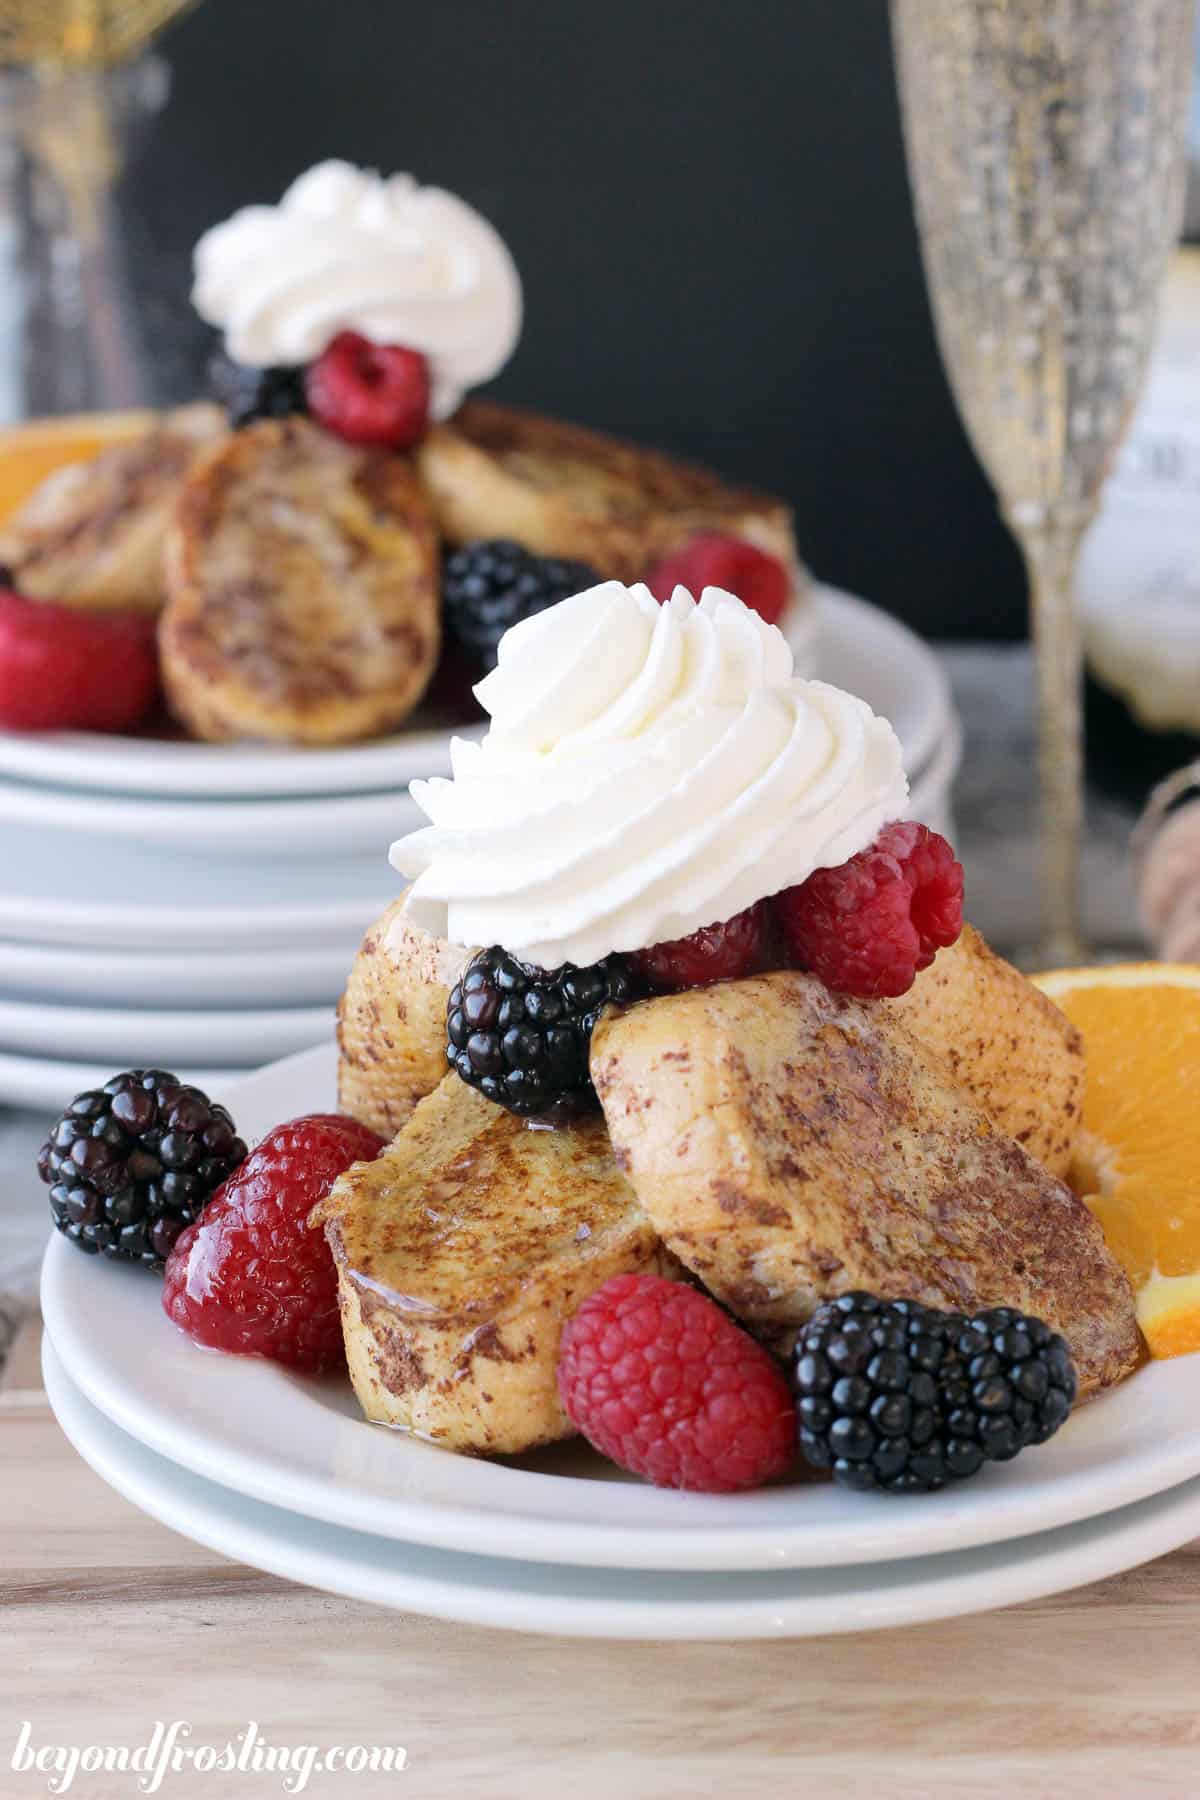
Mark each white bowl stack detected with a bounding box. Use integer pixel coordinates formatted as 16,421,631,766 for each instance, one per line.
0,588,960,1111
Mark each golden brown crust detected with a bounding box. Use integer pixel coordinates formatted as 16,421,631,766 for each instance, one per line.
160,417,441,745
885,925,1086,1179
0,403,227,611
417,399,808,591
336,898,472,1139
316,1075,677,1453
592,972,1140,1397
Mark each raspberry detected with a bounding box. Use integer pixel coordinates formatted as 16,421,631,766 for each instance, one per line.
630,900,767,993
0,586,159,733
647,533,791,627
774,822,964,999
306,331,430,450
161,1113,385,1373
558,1273,795,1492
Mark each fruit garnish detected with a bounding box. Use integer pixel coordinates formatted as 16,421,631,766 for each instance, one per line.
0,586,159,733
1032,962,1200,1358
558,1272,795,1492
647,532,791,628
792,1293,1076,1494
442,539,600,671
305,330,430,450
38,1071,247,1268
630,900,768,993
208,351,309,428
161,1113,386,1372
447,947,634,1120
774,821,964,999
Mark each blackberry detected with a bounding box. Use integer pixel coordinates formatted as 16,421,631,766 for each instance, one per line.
38,1070,247,1269
208,352,309,429
791,1292,1077,1495
447,947,634,1119
443,540,600,670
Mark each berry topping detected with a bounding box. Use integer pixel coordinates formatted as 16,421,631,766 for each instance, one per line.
39,1071,247,1267
647,532,791,628
305,331,430,450
161,1113,385,1372
447,946,634,1120
558,1272,795,1492
774,821,964,999
0,586,159,734
443,540,601,671
209,352,309,428
791,1292,1077,1495
630,900,768,993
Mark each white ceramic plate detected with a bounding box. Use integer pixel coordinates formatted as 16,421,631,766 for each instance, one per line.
0,779,425,860
0,1046,237,1114
0,936,356,1009
41,1043,1200,1574
0,590,939,800
42,1337,1200,1640
0,718,464,801
0,825,394,949
0,993,330,1067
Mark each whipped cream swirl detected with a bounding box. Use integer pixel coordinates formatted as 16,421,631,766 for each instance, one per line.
192,160,522,419
392,583,909,968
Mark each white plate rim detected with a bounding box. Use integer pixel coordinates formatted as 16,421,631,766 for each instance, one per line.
0,936,357,1008
0,992,331,1065
39,1042,1200,1574
0,589,933,799
41,1336,1200,1640
0,777,426,858
0,1048,240,1114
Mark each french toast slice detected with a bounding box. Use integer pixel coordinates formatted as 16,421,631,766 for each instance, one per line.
592,972,1140,1396
0,403,226,611
417,399,808,594
337,896,471,1139
885,925,1085,1179
315,1074,677,1453
160,417,441,745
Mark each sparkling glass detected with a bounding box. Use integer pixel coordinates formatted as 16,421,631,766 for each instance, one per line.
891,0,1195,965
0,1,197,419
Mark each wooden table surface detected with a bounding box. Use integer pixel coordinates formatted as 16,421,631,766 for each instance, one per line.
6,1317,1200,1800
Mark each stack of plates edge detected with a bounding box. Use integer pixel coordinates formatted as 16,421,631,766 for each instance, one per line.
0,589,960,1111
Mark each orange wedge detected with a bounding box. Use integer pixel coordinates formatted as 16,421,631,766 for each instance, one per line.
1032,963,1200,1358
0,409,155,522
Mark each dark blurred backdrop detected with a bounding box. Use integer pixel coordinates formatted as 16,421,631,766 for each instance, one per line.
121,0,1027,640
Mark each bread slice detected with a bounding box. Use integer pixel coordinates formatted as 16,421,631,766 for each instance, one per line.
160,417,441,745
885,925,1085,1179
314,1073,677,1454
337,897,471,1139
592,972,1140,1397
0,403,226,611
417,399,808,594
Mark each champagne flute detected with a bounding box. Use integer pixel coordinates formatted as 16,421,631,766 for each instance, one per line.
891,0,1194,966
0,0,198,416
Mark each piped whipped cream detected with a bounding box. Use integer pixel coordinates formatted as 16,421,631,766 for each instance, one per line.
192,160,522,419
392,582,908,970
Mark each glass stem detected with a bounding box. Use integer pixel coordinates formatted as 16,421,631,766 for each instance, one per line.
1014,510,1090,969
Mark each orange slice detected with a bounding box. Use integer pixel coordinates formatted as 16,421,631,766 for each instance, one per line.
0,409,155,523
1032,963,1200,1358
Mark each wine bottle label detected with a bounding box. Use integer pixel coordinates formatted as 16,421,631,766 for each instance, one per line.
1080,248,1200,733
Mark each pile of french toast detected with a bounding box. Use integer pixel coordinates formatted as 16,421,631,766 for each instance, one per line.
0,398,806,746
319,902,1140,1458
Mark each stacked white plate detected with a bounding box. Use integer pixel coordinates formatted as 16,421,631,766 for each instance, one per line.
40,1042,1200,1640
0,588,961,1111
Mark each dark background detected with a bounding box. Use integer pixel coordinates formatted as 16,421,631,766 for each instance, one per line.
122,0,1027,641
